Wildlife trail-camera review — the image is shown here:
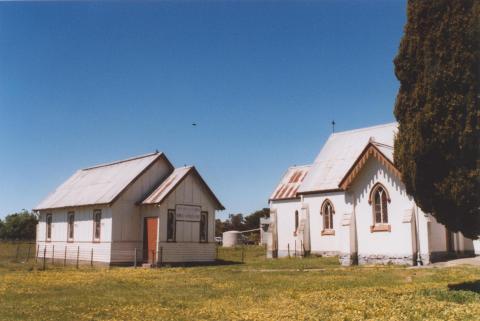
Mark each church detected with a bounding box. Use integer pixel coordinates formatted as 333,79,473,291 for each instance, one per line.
268,122,475,265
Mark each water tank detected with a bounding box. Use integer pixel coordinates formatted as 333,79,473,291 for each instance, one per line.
222,231,241,247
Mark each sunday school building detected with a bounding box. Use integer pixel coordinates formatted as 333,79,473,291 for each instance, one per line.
34,151,224,265
268,122,475,265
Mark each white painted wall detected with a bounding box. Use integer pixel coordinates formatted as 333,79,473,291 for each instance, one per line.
110,158,172,263
474,240,480,255
270,199,304,257
271,154,475,265
36,206,113,263
139,171,218,263
304,191,352,255
349,158,416,261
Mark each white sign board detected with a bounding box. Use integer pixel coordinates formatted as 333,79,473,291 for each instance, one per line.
176,205,201,221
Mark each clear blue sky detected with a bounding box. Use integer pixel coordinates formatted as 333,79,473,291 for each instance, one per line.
0,1,406,220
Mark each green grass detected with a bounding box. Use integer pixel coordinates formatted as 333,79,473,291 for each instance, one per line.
0,244,479,320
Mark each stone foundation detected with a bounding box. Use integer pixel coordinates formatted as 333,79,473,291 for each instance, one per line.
339,253,357,266
357,254,415,266
310,250,339,257
338,253,415,266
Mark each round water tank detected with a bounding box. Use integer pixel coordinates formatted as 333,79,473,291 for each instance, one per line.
222,231,241,247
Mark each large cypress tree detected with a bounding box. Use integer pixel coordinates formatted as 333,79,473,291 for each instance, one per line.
393,0,479,239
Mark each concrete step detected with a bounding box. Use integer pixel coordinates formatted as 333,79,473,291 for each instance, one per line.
141,263,153,268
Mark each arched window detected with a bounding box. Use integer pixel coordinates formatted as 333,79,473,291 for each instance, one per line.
321,199,335,235
294,210,299,235
369,183,391,231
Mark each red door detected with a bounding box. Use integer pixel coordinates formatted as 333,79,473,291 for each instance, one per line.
144,217,158,263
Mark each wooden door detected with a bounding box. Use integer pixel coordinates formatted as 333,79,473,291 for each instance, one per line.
144,217,158,263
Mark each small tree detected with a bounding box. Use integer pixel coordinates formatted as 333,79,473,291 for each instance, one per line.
243,208,270,231
0,219,4,239
393,0,479,238
0,210,38,241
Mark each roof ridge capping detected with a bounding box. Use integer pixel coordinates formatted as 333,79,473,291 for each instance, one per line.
331,122,398,137
82,151,162,171
288,164,312,169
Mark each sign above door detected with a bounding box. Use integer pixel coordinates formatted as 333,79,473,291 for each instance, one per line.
176,205,201,221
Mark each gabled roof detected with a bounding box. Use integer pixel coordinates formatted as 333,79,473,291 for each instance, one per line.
141,166,225,210
270,164,311,201
35,152,173,211
298,122,398,194
338,141,400,190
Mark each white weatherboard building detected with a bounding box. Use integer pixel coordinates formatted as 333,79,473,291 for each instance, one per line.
268,123,475,265
35,152,224,265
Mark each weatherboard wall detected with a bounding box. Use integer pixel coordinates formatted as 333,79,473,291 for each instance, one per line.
109,157,172,263
36,206,113,263
140,171,218,263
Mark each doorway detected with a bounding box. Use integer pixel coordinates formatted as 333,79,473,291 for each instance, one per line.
143,217,158,264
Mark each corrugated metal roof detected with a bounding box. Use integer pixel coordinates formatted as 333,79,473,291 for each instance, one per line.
141,166,225,210
35,152,166,210
298,122,397,193
142,166,192,205
270,164,311,201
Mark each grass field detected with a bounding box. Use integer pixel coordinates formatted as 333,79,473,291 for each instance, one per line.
0,245,479,321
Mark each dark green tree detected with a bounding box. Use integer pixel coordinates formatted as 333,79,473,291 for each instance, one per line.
393,0,479,238
223,213,245,231
243,208,270,231
0,210,38,240
0,219,4,239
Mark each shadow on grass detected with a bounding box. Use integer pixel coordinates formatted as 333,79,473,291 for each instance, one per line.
448,280,480,294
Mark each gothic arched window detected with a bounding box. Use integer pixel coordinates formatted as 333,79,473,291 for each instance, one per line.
369,183,391,232
321,199,335,235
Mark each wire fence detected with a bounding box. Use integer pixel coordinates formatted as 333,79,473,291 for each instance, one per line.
0,242,269,270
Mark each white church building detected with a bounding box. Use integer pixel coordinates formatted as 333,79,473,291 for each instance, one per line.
35,151,224,265
268,122,475,265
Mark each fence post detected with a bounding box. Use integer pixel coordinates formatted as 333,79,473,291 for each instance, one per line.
64,246,67,267
15,244,20,262
52,245,55,265
76,246,79,269
159,247,163,267
134,248,137,268
35,244,39,265
265,243,267,260
42,246,46,270
90,248,94,267
288,243,290,258
294,240,297,257
26,243,31,262
301,240,303,257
